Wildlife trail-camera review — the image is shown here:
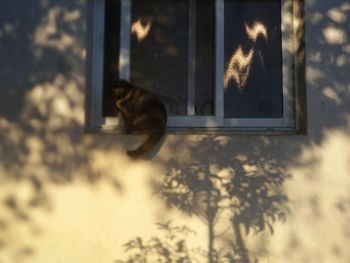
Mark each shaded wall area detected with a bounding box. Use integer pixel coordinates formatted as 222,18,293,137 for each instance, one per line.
0,0,350,262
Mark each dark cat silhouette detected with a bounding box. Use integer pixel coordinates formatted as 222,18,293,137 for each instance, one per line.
112,79,167,157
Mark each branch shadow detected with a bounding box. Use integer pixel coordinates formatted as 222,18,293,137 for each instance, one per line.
117,135,294,263
115,221,206,263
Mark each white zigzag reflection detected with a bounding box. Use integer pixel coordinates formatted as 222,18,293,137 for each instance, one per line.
224,21,268,91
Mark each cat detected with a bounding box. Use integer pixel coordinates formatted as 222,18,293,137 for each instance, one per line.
112,79,167,157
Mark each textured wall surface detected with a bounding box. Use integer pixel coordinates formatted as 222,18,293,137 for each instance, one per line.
0,0,350,262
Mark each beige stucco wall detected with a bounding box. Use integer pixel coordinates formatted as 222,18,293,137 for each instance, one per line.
1,0,350,262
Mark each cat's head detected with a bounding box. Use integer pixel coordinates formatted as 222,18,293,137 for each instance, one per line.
112,79,130,98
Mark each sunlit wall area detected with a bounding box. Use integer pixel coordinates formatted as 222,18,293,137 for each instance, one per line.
0,0,350,262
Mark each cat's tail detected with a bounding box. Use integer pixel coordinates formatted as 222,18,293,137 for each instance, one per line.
127,132,164,158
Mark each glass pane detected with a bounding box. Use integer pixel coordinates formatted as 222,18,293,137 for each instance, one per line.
103,0,121,117
224,0,283,118
130,0,188,116
102,0,216,118
195,0,215,115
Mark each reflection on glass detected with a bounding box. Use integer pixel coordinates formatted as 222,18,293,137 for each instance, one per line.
224,21,267,91
131,18,152,42
224,45,254,91
245,21,268,43
224,0,283,118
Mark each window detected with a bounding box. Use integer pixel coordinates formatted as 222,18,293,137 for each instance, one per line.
86,0,306,133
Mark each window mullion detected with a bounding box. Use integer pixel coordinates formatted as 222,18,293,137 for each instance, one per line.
281,0,295,126
88,0,105,131
119,0,131,81
187,0,196,116
215,0,224,126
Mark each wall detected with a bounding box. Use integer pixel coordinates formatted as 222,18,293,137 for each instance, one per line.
0,0,350,262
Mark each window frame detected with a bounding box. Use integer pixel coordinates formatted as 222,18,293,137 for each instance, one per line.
85,0,306,134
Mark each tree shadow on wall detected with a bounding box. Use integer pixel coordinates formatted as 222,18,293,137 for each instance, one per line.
0,1,125,261
159,136,290,263
117,135,291,263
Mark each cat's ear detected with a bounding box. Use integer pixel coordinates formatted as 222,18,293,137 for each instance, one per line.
114,79,129,86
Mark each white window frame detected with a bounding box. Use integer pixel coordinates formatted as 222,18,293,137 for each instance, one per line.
86,0,306,134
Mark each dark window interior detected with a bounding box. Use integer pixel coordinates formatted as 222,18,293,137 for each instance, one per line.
102,0,215,117
103,0,121,116
102,0,283,119
130,0,189,116
224,0,283,118
195,0,215,115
